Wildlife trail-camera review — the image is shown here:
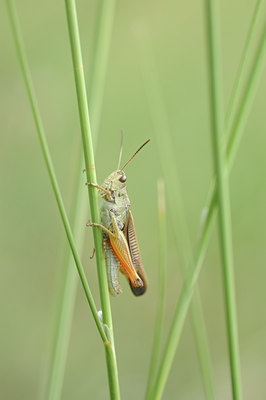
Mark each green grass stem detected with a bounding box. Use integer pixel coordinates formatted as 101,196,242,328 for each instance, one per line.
206,0,242,398
148,9,265,400
44,1,116,398
135,32,216,400
5,0,107,343
64,1,120,398
145,180,167,394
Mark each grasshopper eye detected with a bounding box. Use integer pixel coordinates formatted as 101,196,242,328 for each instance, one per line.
119,174,126,183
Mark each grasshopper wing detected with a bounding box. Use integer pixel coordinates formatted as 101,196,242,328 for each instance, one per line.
126,210,148,296
104,238,122,296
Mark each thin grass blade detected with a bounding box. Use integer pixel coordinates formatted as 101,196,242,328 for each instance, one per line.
225,0,265,138
43,155,87,400
5,0,106,343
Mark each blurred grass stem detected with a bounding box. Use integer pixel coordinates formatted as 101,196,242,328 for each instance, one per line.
44,159,87,400
148,6,265,400
206,0,242,398
224,0,264,137
65,1,120,398
145,180,167,394
88,0,116,139
136,31,216,400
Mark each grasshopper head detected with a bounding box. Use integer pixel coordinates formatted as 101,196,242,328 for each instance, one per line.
102,169,127,193
100,137,150,198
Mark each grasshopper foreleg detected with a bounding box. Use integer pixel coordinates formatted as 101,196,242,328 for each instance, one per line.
85,182,111,199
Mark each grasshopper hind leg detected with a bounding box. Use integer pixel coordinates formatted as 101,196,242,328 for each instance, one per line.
128,276,146,296
126,210,147,296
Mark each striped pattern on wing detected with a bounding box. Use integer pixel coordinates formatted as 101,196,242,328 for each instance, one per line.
126,210,148,296
109,227,143,289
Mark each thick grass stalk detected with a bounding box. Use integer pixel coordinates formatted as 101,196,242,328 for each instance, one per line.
145,180,167,394
64,1,120,398
44,1,116,398
148,12,265,400
5,0,106,343
206,0,242,398
136,33,215,400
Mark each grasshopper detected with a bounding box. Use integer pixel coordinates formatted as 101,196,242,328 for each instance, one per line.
86,137,150,296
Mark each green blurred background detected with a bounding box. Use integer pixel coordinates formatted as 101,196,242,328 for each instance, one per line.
0,1,265,399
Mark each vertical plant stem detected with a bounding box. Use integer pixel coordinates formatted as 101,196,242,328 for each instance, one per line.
206,0,242,398
136,33,215,400
64,1,120,399
147,9,265,400
5,0,106,343
145,180,167,394
44,0,116,398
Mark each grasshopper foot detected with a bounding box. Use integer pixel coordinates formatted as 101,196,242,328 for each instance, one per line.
90,248,95,259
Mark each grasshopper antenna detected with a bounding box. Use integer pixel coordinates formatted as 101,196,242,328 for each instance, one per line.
121,139,151,171
117,130,124,170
